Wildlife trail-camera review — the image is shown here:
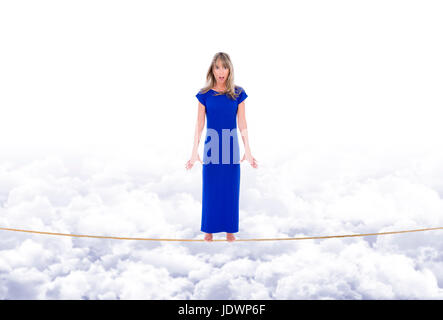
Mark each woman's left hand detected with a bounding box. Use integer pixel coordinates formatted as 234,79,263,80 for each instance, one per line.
241,153,258,168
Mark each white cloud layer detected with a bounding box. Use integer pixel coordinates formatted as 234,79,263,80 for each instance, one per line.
1,143,443,299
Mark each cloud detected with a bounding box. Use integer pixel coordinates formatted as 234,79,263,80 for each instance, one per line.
1,143,443,300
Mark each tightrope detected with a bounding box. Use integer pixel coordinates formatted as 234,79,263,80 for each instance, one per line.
1,226,443,242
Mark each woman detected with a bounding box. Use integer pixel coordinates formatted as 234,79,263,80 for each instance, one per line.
185,52,258,242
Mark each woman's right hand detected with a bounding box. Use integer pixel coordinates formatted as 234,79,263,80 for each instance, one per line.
185,153,202,170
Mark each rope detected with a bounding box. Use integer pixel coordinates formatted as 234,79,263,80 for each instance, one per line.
1,226,443,242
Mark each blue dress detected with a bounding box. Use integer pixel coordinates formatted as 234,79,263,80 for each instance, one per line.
196,86,248,233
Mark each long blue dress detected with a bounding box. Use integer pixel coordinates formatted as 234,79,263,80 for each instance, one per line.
195,86,248,233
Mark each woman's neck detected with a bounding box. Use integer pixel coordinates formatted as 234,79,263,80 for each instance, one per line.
213,86,226,92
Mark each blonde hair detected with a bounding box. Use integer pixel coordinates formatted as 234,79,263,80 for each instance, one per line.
198,52,244,100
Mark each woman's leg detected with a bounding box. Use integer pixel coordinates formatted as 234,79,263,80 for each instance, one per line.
204,233,213,241
226,233,235,242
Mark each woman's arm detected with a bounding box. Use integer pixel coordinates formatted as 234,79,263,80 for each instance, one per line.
185,102,206,170
237,101,258,168
192,102,206,154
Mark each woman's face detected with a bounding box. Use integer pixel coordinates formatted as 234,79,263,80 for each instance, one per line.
213,59,229,87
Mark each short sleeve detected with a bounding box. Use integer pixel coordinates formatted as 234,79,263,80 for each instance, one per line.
237,88,248,104
196,91,206,107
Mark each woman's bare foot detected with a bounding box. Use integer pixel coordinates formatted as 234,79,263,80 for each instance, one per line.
204,233,213,242
226,233,235,242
